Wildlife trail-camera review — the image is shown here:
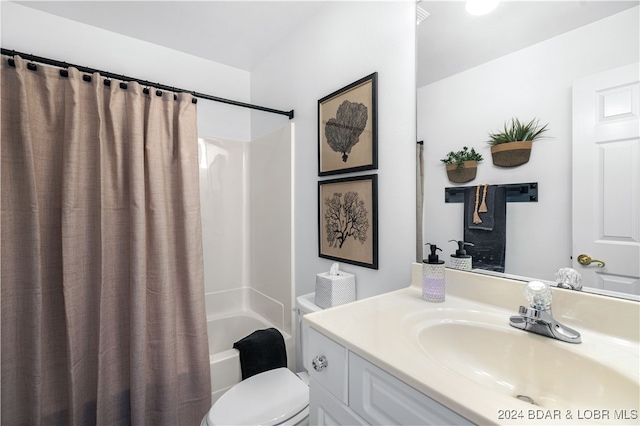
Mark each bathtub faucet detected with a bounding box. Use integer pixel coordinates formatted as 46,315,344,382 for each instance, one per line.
509,281,581,344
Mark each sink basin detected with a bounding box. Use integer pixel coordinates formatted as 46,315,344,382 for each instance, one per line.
416,320,639,409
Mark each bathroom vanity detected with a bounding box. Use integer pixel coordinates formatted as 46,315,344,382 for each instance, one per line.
307,326,470,425
303,265,640,425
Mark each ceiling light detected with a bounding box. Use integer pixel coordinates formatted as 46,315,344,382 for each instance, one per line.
466,0,500,16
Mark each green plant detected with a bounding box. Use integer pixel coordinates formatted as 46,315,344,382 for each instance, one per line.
440,146,483,169
487,117,549,146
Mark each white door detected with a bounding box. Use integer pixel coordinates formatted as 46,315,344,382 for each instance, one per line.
572,63,640,296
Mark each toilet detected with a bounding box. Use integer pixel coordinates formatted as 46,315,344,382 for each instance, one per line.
201,292,322,426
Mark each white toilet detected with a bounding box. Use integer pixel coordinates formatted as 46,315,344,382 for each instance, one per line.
201,292,322,426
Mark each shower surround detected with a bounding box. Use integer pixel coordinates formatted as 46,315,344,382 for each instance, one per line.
198,125,293,401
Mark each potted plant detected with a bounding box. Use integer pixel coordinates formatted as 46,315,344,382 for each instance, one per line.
440,146,483,183
487,117,549,167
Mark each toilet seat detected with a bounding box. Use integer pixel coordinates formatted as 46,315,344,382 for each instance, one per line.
205,367,308,426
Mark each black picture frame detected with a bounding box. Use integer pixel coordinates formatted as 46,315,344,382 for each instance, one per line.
318,72,378,176
318,174,378,269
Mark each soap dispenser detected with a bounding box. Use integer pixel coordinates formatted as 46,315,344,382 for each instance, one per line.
449,240,473,271
423,243,445,303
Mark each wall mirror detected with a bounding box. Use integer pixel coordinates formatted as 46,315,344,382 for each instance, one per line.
417,1,639,300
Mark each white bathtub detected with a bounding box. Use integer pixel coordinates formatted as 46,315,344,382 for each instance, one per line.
207,310,293,402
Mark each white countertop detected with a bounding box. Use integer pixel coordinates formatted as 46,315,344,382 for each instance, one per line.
303,265,640,425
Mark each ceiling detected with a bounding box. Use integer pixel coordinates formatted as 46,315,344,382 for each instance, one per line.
16,1,640,88
417,1,639,87
15,1,328,71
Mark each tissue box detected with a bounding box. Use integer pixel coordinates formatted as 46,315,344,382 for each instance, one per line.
315,271,356,309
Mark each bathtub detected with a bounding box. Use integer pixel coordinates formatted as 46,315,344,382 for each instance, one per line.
207,310,293,403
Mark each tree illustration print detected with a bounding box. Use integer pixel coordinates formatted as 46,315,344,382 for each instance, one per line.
324,191,369,249
324,100,368,162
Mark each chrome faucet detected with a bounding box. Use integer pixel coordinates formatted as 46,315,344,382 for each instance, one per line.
509,281,582,344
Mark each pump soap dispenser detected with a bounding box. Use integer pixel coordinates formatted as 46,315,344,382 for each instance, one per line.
423,243,446,302
449,240,473,271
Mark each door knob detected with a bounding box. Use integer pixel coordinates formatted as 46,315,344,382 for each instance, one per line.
577,254,605,268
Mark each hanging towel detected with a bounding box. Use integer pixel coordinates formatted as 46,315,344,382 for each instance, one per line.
464,186,507,272
233,328,287,380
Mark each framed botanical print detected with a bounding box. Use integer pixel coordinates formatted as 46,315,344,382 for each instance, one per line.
318,174,378,269
318,72,378,176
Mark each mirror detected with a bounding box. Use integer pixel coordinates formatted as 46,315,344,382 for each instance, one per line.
417,1,639,299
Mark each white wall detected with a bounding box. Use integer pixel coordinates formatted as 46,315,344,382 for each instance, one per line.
251,1,417,300
1,1,252,141
417,7,639,280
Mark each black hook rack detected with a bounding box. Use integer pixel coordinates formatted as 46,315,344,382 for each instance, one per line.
445,182,538,203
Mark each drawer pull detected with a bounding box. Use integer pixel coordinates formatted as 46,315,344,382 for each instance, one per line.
312,355,328,372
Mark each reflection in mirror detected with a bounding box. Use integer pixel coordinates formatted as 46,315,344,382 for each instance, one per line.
417,1,639,300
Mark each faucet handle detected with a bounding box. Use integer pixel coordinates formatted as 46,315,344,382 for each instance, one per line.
524,281,552,311
555,267,583,290
518,305,542,323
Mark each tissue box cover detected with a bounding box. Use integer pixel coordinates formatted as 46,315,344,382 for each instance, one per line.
315,271,356,309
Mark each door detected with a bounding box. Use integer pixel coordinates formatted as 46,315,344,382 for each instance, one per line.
572,62,639,296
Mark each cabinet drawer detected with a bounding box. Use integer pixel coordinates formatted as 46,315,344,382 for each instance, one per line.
308,328,348,403
349,352,472,425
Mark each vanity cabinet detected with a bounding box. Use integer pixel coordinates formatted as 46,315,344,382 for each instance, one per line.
308,328,472,426
310,378,367,426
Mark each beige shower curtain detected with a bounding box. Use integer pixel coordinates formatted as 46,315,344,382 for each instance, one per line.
1,56,211,425
416,142,424,262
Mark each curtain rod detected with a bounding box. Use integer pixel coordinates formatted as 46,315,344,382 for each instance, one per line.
1,48,294,120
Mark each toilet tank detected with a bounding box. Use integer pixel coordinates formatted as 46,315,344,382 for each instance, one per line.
295,292,323,373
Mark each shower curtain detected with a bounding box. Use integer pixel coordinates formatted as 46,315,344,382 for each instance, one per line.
1,56,211,425
416,142,424,262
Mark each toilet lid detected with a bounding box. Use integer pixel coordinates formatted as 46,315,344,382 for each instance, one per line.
207,367,308,426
